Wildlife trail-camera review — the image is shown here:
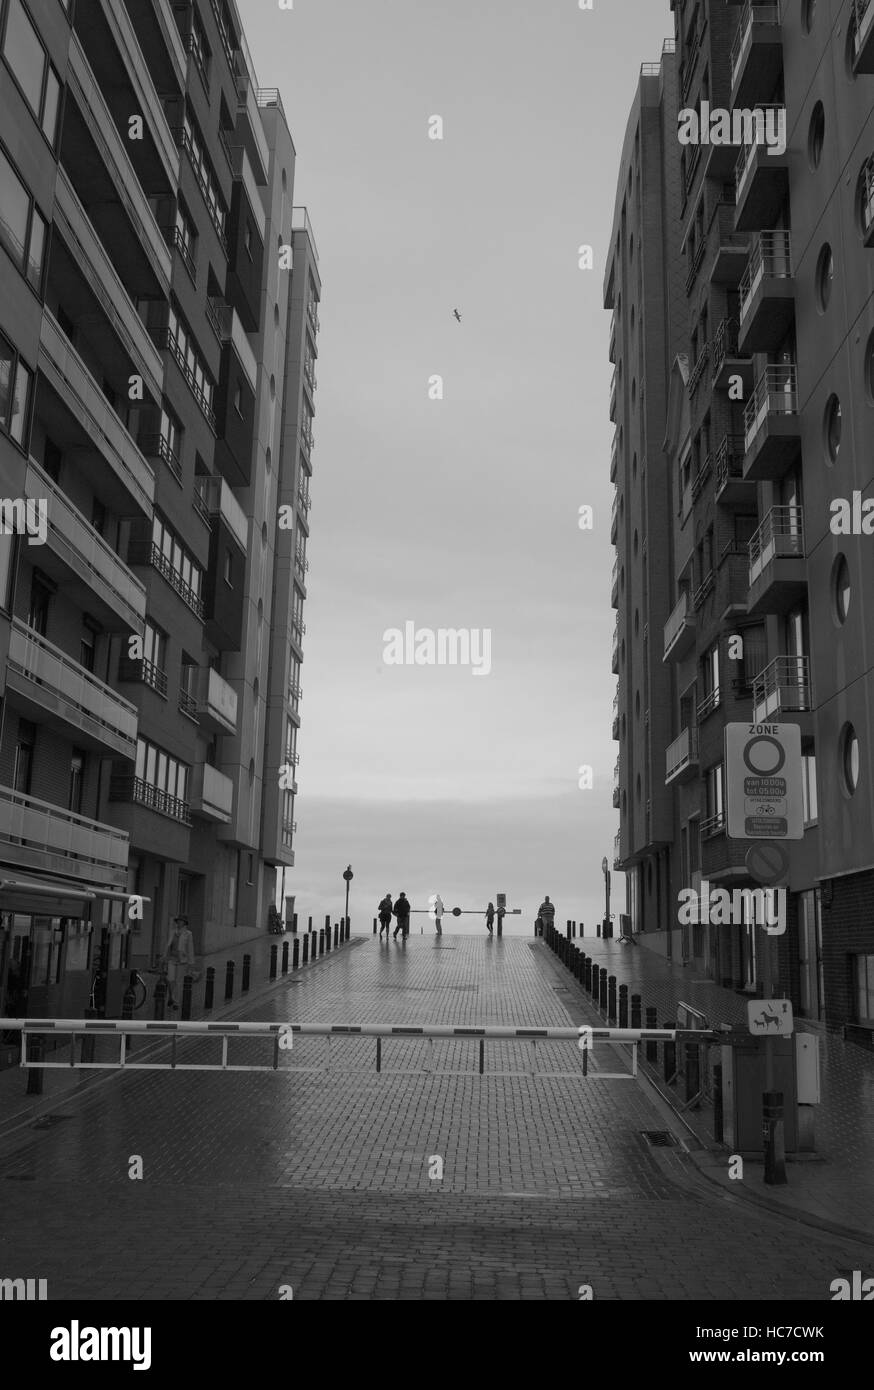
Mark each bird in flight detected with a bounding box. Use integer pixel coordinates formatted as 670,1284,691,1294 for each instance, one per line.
453,308,462,322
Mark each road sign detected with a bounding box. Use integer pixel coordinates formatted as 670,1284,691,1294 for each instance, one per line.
745,843,789,886
747,999,794,1036
496,893,506,910
725,722,803,840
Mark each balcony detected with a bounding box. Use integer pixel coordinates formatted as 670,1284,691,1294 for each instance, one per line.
140,431,182,486
611,556,619,608
610,435,618,483
752,655,812,726
612,691,619,741
208,300,258,395
738,232,794,353
710,318,753,394
701,825,749,883
730,4,783,107
39,310,155,519
613,829,621,870
612,758,620,809
851,0,874,75
610,491,619,543
608,317,616,364
153,329,218,433
611,620,620,674
65,34,172,294
743,365,800,480
5,619,138,760
861,154,874,249
609,369,617,422
663,592,696,662
687,344,710,397
692,569,716,611
666,726,700,785
734,106,788,232
235,68,270,185
714,434,755,507
180,666,238,735
715,541,751,618
195,476,248,554
697,686,721,723
190,762,234,823
110,775,192,826
291,207,320,265
691,452,714,504
141,543,205,620
94,0,180,190
0,786,128,888
172,125,228,251
748,507,806,616
24,457,146,634
53,167,164,407
708,205,750,288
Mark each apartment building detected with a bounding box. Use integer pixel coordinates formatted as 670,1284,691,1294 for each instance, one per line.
610,0,874,1037
0,0,320,1027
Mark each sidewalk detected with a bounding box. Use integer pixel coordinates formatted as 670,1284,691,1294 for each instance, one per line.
560,933,874,1241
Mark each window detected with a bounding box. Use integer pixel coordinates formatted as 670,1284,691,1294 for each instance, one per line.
824,394,841,464
28,574,51,636
840,723,860,796
705,763,724,830
808,102,825,169
855,955,874,1027
815,243,834,313
130,736,190,818
223,547,233,584
69,751,85,814
801,753,818,826
2,0,62,147
0,331,34,448
0,533,14,610
79,627,95,672
699,643,720,718
246,853,254,886
233,380,243,415
13,719,36,794
832,554,851,625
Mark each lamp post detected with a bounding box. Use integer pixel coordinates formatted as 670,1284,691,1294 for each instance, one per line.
601,855,611,939
342,865,353,929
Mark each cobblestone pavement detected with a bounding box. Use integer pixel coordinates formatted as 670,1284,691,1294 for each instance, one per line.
1,936,872,1300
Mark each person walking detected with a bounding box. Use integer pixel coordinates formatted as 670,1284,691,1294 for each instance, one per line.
162,915,196,1010
378,893,393,939
537,896,556,935
392,892,411,940
432,894,444,936
485,902,495,934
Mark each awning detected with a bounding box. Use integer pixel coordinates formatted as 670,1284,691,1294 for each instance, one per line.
0,879,151,920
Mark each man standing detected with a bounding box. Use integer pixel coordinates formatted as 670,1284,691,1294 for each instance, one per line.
392,892,411,940
163,915,196,1010
378,894,393,939
432,894,444,936
537,896,556,935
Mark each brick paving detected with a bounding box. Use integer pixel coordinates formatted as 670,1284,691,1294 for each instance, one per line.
0,934,872,1300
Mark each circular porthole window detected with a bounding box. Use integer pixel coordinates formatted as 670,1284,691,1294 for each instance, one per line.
832,554,851,625
816,244,834,313
840,723,860,796
824,394,842,463
808,101,825,169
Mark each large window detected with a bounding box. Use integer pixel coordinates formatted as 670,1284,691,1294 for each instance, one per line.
0,143,48,291
855,955,874,1027
2,0,62,146
0,328,34,448
132,736,190,820
151,511,204,615
801,752,818,826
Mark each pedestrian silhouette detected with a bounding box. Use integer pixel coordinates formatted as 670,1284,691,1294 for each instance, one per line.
378,893,393,939
485,902,495,934
392,892,411,940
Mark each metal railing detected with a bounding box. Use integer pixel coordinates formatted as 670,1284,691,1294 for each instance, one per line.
161,224,196,282
256,87,286,120
700,810,725,839
752,655,812,719
739,231,793,323
861,154,874,236
663,592,691,658
744,363,798,445
687,343,710,396
172,125,227,247
731,4,780,90
696,686,721,722
692,569,716,609
715,434,746,494
110,775,192,825
139,431,183,484
852,0,873,59
291,206,319,263
691,451,714,502
7,619,138,745
666,726,699,782
735,104,786,197
0,786,129,870
153,330,217,433
148,542,205,619
748,505,805,584
711,317,740,379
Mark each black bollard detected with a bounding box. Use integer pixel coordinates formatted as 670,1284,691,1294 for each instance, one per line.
282,940,289,974
713,1063,723,1143
596,921,601,937
308,916,313,933
154,974,167,1020
292,913,298,934
497,912,502,938
25,1033,45,1095
763,1091,787,1185
584,956,591,991
599,967,608,1012
631,993,642,1030
566,921,572,939
243,954,251,992
663,1019,676,1084
224,959,235,1001
345,917,351,941
311,930,317,960
292,938,300,970
319,929,325,956
122,975,137,1054
334,923,339,949
618,984,628,1028
204,966,215,1011
608,974,617,1024
645,1006,658,1063
302,933,309,965
269,945,277,981
182,974,193,1020
373,918,378,936
591,961,599,1000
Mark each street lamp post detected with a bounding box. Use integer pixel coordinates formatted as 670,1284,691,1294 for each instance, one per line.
601,856,611,939
342,865,353,929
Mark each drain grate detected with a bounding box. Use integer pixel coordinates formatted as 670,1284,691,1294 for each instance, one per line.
641,1129,677,1147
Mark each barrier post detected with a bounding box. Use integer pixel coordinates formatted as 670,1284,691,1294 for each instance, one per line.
608,975,617,1024
345,917,351,941
302,934,309,965
269,946,277,981
333,923,339,949
618,984,628,1028
599,967,608,1012
181,974,193,1020
319,929,325,957
311,930,317,960
224,959,235,1001
204,967,215,1011
243,954,252,992
292,939,300,970
373,918,378,936
25,1033,44,1095
281,940,289,974
631,993,642,1030
292,913,298,934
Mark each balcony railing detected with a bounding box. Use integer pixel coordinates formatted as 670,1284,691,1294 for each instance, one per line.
111,775,192,825
731,4,781,92
748,506,805,585
178,686,198,720
172,125,227,249
744,364,798,447
195,475,248,552
663,592,693,660
613,830,621,868
687,343,710,396
257,87,287,121
752,655,812,721
666,726,699,782
692,569,716,610
148,542,205,619
739,231,793,323
715,434,746,495
161,224,197,282
684,228,705,291
153,330,217,433
0,785,129,876
205,296,226,341
139,432,183,485
697,686,721,722
210,0,238,71
861,154,874,240
711,318,740,381
735,105,786,199
118,655,168,698
701,810,725,839
7,619,138,753
291,206,320,264
691,451,713,503
852,0,874,63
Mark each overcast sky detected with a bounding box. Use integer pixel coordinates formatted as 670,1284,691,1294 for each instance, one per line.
240,0,673,935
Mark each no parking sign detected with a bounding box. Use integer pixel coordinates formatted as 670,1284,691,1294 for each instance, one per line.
725,722,803,840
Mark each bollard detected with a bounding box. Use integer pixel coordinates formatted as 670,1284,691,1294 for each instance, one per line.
292,938,300,970
373,918,378,936
308,916,313,933
122,975,137,1054
497,912,502,938
269,945,277,981
631,993,642,1030
566,921,572,939
584,956,591,991
599,967,608,1012
224,959,235,1002
591,961,599,1000
182,974,193,1020
243,954,251,992
311,930,317,961
325,917,332,953
345,917,351,941
608,974,617,1025
713,1062,723,1144
204,966,215,1011
154,974,167,1020
334,923,339,949
25,1033,45,1095
618,983,628,1028
292,913,298,934
645,1007,658,1063
302,933,309,965
319,929,325,956
596,921,601,937
763,1091,787,1185
663,1020,676,1084
282,940,289,974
